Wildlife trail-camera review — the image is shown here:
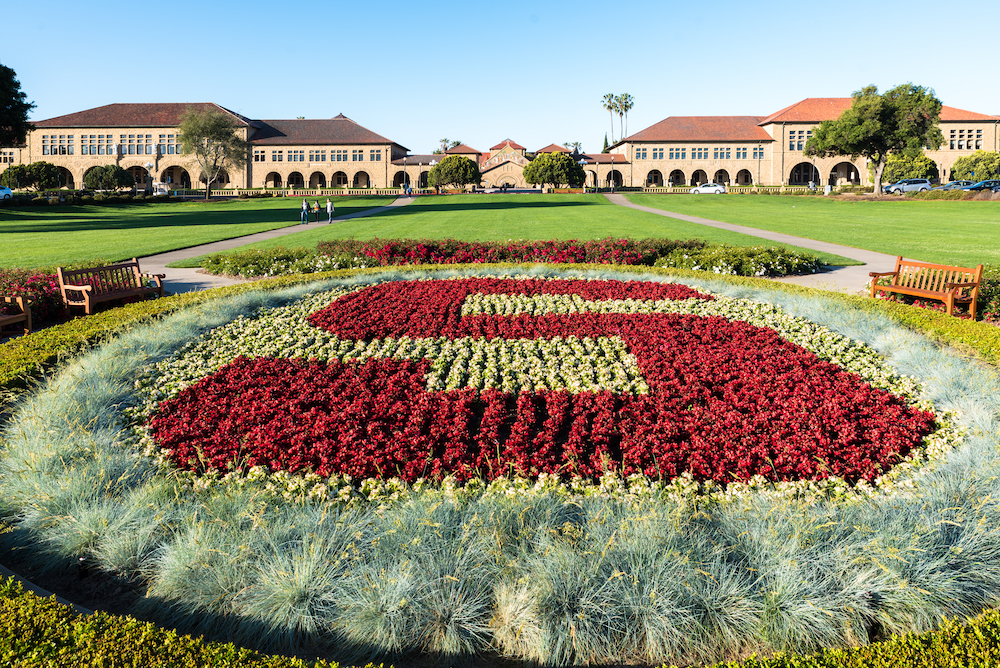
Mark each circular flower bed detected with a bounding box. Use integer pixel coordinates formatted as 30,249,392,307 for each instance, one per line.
138,277,935,489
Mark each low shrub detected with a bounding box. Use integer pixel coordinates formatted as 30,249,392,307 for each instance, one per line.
655,244,822,277
201,247,367,277
0,576,374,668
0,270,62,326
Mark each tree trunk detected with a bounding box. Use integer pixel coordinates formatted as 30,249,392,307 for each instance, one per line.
872,160,886,197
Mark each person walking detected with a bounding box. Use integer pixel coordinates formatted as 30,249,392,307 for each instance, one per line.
326,197,334,223
312,200,321,222
300,199,309,225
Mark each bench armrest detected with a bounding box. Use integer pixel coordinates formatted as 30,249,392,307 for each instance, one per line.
141,272,166,279
944,281,979,289
869,271,898,279
61,283,93,292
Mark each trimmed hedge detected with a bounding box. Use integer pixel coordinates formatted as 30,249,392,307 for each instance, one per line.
6,574,1000,668
0,577,378,668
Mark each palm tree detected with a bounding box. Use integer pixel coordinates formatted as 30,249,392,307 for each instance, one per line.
602,94,616,143
619,94,635,138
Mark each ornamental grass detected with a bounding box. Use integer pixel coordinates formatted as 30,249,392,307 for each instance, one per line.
2,267,1000,666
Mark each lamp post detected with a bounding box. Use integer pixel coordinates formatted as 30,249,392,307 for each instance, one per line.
610,154,615,193
578,158,588,192
402,155,407,193
144,161,154,194
756,142,761,187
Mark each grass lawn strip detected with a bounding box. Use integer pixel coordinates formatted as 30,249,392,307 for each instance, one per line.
2,267,999,665
625,194,1000,267
173,194,857,267
0,196,391,269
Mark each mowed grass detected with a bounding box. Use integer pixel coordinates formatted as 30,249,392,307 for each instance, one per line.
173,194,858,267
626,194,1000,267
0,196,391,269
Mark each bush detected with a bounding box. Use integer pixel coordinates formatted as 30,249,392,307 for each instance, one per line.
655,244,822,276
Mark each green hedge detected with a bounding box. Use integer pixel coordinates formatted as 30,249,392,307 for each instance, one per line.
0,577,379,668
6,573,1000,668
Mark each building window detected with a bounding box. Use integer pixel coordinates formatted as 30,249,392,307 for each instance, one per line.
370,149,382,161
713,148,731,159
736,147,747,159
289,150,305,162
272,150,283,162
352,149,364,161
692,148,707,160
158,134,179,155
652,148,664,160
253,150,265,162
635,148,647,160
753,146,764,159
668,148,686,160
333,149,348,162
309,150,326,162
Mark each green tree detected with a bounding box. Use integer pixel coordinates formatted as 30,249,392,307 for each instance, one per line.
602,134,609,153
178,107,249,200
563,142,582,154
949,150,1000,181
0,62,34,147
434,138,461,154
0,161,59,191
83,164,134,191
880,153,939,183
617,93,635,138
523,152,586,189
804,83,943,195
428,155,481,190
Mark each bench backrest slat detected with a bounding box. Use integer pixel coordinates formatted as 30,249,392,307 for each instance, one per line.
892,259,982,293
60,260,144,294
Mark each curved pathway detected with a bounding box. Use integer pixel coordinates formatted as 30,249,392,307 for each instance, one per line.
139,196,416,293
605,193,901,294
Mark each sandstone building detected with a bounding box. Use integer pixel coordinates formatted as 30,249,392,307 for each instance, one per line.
2,98,997,191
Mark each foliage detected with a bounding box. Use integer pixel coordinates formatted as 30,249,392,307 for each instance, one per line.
804,84,943,195
616,92,635,139
949,150,1000,181
178,107,249,199
427,155,481,189
656,244,823,276
0,62,34,147
434,138,461,154
201,246,368,277
522,152,586,189
602,93,616,143
880,153,938,182
0,577,377,668
0,161,60,191
82,164,134,191
0,269,61,325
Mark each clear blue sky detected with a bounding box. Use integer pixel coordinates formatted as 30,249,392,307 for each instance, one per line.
6,0,998,155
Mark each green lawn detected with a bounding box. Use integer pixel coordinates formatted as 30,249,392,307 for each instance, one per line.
626,194,1000,267
172,194,857,267
0,196,391,269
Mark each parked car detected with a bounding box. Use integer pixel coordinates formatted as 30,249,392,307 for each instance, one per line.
0,186,12,200
932,180,974,190
690,182,726,194
961,180,1000,191
882,178,932,194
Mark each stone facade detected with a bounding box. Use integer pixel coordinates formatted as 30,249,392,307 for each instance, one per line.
2,98,997,190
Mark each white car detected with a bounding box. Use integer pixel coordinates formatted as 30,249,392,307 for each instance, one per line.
0,186,12,200
690,182,726,194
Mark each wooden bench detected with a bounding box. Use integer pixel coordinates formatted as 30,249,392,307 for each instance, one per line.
870,256,984,319
57,258,166,316
0,296,32,336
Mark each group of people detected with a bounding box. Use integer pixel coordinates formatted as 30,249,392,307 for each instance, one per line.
301,198,336,224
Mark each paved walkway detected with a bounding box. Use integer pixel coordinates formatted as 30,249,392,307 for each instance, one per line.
605,193,900,294
139,196,415,293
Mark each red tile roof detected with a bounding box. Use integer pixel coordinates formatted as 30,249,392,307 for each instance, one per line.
759,98,999,124
34,103,251,128
490,138,525,150
250,115,402,147
444,143,482,155
624,116,771,143
577,153,628,165
535,143,571,153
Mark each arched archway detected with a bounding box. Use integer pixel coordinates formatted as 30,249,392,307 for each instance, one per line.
126,166,147,189
160,166,191,188
309,172,327,188
332,171,348,187
789,162,820,185
393,171,408,187
57,167,75,189
668,169,685,186
419,171,429,188
586,170,597,188
736,169,753,185
200,169,230,187
828,162,859,186
287,172,304,188
353,171,370,188
264,172,282,188
713,169,730,185
607,170,623,188
690,170,708,186
646,170,663,187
